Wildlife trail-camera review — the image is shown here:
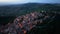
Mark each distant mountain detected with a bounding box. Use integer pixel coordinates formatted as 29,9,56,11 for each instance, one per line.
0,3,60,16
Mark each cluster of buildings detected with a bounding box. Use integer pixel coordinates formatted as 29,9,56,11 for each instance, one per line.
0,11,55,34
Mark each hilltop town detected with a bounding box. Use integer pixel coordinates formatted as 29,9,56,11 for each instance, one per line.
0,11,57,34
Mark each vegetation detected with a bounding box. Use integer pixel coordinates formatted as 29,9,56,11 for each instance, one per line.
0,3,60,34
0,3,60,16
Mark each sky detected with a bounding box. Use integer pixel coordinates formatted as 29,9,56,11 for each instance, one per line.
0,0,60,5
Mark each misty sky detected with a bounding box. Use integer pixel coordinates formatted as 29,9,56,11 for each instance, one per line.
0,0,60,5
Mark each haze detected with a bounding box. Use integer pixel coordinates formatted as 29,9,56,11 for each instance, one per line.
0,0,60,5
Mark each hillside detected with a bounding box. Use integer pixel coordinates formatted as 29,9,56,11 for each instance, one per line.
0,3,60,16
0,12,59,34
0,3,60,34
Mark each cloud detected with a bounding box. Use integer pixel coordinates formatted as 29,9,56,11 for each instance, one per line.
0,0,18,2
0,0,60,5
0,0,28,3
0,0,26,5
